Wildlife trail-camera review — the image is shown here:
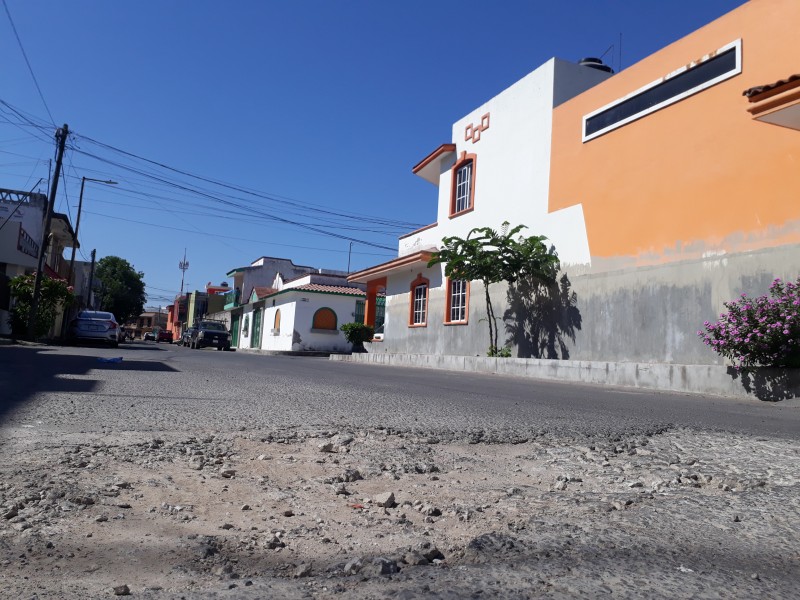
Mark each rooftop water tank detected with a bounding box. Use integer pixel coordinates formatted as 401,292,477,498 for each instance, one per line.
578,57,614,74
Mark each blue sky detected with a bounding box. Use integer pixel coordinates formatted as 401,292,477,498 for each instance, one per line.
1,0,747,307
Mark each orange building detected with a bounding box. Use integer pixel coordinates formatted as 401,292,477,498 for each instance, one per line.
546,0,800,364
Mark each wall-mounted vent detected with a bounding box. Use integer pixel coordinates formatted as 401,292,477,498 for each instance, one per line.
582,39,742,142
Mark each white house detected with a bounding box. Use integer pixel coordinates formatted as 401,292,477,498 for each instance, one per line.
235,271,367,353
347,58,612,356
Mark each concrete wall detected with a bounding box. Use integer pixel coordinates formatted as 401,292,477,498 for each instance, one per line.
331,352,800,401
378,244,800,365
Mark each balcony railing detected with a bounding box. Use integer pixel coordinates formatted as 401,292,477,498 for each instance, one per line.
223,289,240,310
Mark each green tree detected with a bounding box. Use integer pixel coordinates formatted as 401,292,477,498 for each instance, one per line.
94,256,146,325
8,273,74,338
428,222,559,356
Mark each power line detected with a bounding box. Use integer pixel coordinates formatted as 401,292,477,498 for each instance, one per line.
82,210,397,257
1,1,56,126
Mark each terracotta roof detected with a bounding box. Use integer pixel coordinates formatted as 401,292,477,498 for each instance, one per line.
347,250,435,284
287,284,366,296
253,286,276,299
743,74,800,98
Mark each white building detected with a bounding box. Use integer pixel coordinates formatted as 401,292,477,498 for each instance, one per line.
347,59,611,356
235,271,367,353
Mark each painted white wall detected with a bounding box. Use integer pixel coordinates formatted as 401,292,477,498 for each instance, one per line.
237,292,363,352
262,302,296,351
287,292,360,352
0,200,44,269
400,58,608,269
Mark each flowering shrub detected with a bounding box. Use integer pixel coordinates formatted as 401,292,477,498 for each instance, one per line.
698,278,800,368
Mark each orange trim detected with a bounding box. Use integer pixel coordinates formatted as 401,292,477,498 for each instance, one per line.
399,222,438,240
449,151,477,218
412,143,456,174
745,77,800,103
747,87,800,117
443,278,470,325
348,251,434,283
274,308,281,331
408,273,429,327
365,278,386,328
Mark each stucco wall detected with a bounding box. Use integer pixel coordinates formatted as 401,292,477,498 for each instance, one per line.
400,59,610,266
379,244,800,364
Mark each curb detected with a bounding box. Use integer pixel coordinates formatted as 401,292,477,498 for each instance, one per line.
330,353,800,402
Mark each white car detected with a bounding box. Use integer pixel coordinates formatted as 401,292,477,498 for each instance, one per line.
68,311,121,347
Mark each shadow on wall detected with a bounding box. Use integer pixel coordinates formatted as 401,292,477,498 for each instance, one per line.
727,367,800,402
504,273,581,359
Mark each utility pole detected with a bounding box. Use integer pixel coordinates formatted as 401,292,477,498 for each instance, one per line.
347,241,353,274
62,177,116,338
179,249,189,295
67,177,116,287
27,124,68,340
86,249,96,309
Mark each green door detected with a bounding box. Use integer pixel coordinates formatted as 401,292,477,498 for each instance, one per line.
231,314,240,347
250,309,262,349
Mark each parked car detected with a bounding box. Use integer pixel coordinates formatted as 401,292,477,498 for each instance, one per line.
67,311,121,347
143,331,155,341
180,328,196,347
156,329,173,343
189,320,231,351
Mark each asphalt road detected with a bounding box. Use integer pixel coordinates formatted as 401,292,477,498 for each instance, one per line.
1,341,798,440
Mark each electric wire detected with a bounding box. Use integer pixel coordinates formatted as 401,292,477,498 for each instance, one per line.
1,0,56,126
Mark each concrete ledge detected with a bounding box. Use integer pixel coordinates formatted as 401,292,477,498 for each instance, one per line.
329,353,800,401
236,348,332,357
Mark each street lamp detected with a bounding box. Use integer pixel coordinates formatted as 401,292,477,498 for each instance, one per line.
67,176,117,288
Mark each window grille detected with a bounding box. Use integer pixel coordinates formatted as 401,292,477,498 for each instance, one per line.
454,162,472,213
412,284,427,325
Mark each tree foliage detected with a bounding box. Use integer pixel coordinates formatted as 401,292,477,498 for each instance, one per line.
94,256,146,324
428,222,559,356
8,273,73,338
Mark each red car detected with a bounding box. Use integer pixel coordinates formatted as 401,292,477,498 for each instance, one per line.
156,329,173,343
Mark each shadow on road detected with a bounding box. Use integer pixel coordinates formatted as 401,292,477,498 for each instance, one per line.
0,345,177,423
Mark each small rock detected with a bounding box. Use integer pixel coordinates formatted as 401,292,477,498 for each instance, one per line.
283,509,294,517
317,442,335,453
113,584,131,596
294,563,312,578
95,515,108,523
221,523,235,530
332,483,349,496
241,504,251,511
733,514,742,523
220,468,236,478
374,492,396,508
344,557,363,574
404,551,429,565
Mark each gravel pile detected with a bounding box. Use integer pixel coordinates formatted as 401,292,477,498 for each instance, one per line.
1,425,798,598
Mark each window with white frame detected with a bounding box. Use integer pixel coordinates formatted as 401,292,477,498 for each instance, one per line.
454,161,473,213
412,283,428,325
447,279,468,323
582,40,741,141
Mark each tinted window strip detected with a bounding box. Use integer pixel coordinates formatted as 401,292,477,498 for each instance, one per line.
585,47,737,138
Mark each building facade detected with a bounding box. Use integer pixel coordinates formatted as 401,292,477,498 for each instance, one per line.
350,0,800,366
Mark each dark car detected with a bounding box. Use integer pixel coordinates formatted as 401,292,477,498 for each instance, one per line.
189,320,231,351
180,328,196,347
67,310,121,347
156,329,173,343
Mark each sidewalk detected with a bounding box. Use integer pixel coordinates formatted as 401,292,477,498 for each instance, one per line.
330,352,800,402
